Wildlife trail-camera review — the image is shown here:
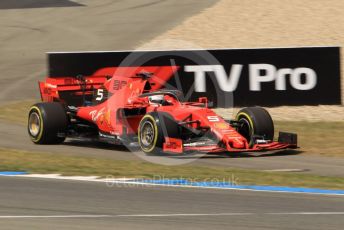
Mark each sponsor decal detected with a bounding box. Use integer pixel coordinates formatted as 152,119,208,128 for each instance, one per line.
113,80,127,90
90,108,111,125
186,64,317,92
214,122,230,129
102,110,111,126
89,108,105,122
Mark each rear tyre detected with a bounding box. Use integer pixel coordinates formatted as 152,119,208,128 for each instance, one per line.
28,102,68,144
138,112,179,155
236,107,274,146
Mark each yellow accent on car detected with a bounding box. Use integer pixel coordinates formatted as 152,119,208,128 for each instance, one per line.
236,112,255,136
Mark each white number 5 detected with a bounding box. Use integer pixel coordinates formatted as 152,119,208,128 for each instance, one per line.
96,89,104,101
207,116,219,122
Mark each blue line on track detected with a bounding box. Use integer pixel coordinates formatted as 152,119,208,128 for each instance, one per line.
139,179,344,195
0,171,27,175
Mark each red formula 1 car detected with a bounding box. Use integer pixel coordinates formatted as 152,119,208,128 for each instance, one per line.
27,70,297,155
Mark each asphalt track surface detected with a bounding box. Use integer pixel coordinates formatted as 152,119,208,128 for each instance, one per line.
0,176,343,230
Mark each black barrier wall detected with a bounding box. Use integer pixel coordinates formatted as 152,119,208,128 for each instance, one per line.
48,47,341,107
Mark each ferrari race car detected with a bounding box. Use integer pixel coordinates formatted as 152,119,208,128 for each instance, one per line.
27,70,297,155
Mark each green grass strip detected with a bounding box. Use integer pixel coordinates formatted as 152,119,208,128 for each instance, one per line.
0,148,343,190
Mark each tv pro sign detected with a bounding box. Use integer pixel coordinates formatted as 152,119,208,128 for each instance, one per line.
48,46,341,107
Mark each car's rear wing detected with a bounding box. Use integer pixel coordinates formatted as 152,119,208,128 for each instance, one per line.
39,66,179,106
39,75,108,106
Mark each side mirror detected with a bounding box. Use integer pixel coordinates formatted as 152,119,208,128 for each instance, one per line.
198,97,208,108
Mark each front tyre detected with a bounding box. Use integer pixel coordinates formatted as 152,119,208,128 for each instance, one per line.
28,102,68,144
138,112,179,155
236,107,274,146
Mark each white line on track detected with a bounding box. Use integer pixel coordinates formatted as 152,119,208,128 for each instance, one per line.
267,212,344,215
115,212,344,217
262,169,309,172
117,213,254,217
0,212,343,219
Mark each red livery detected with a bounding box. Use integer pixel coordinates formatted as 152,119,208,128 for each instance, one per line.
28,67,297,155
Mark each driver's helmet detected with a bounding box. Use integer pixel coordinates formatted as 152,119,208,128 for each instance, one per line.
148,94,164,104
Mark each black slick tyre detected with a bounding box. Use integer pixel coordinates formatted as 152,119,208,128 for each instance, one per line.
138,112,179,154
28,102,68,144
236,107,274,146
